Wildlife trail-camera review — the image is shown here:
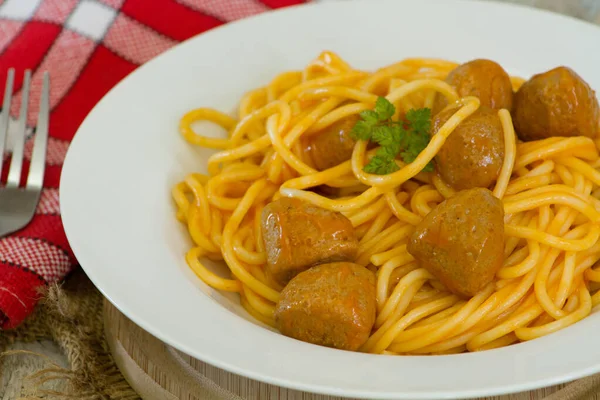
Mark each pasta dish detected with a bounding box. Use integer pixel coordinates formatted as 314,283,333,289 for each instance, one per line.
172,51,600,355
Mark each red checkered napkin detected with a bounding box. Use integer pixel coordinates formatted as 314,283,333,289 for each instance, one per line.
0,0,306,329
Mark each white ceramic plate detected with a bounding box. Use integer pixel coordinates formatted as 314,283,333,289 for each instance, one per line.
60,1,600,398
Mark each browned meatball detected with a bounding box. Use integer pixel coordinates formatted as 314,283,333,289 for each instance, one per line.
274,262,376,351
434,106,505,190
308,115,359,171
407,188,504,297
513,66,600,141
435,59,513,112
261,198,358,287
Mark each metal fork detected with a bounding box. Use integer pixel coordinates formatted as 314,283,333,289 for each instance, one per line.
0,69,50,238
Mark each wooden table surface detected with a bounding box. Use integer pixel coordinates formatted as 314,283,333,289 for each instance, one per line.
2,1,600,399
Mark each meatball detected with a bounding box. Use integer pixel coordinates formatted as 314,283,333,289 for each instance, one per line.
274,262,376,351
435,59,513,112
513,66,600,141
308,115,359,170
407,188,504,297
434,106,505,190
261,198,358,287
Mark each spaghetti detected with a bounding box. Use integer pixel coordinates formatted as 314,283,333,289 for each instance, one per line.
172,51,600,354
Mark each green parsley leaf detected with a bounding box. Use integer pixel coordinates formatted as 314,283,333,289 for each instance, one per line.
351,120,372,141
405,108,431,137
359,110,380,125
349,97,434,175
374,97,395,121
364,153,400,175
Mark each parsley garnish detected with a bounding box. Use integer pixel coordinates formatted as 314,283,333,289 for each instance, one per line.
350,97,434,175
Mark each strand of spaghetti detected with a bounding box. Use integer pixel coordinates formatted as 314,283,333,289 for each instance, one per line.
388,262,420,287
266,71,302,102
346,195,389,227
172,182,191,222
497,238,540,279
388,79,416,114
538,205,552,231
557,156,600,187
503,244,529,268
408,291,447,309
375,269,433,328
187,204,220,253
209,208,224,248
371,243,413,266
503,184,600,210
514,137,598,170
505,223,600,251
360,63,413,92
242,285,275,318
207,135,271,176
207,175,274,211
279,71,368,103
585,267,600,282
409,301,467,330
554,251,577,310
385,191,422,225
351,97,479,188
515,286,591,341
376,250,414,310
411,189,443,217
363,271,431,350
184,174,212,235
592,291,600,307
359,208,393,245
555,163,575,186
306,102,372,135
253,204,265,253
431,174,455,199
240,293,275,328
239,87,267,119
388,284,495,353
399,58,458,69
267,99,344,177
492,110,517,199
534,245,567,319
526,160,556,176
180,108,237,149
385,79,459,105
356,225,413,266
503,212,533,258
185,247,242,292
299,86,378,104
467,303,543,351
454,282,519,335
280,186,386,212
232,229,266,265
410,305,519,354
516,136,563,154
358,221,410,257
222,179,280,302
424,89,437,109
503,192,600,222
372,294,462,354
488,267,539,321
229,100,291,146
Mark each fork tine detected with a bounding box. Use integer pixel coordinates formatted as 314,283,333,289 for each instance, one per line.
6,70,31,188
0,69,15,180
27,72,49,190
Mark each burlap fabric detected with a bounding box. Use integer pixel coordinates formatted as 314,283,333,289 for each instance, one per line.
0,270,138,399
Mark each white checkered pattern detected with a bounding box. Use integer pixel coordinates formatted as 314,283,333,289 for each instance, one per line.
0,237,71,283
36,188,60,214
